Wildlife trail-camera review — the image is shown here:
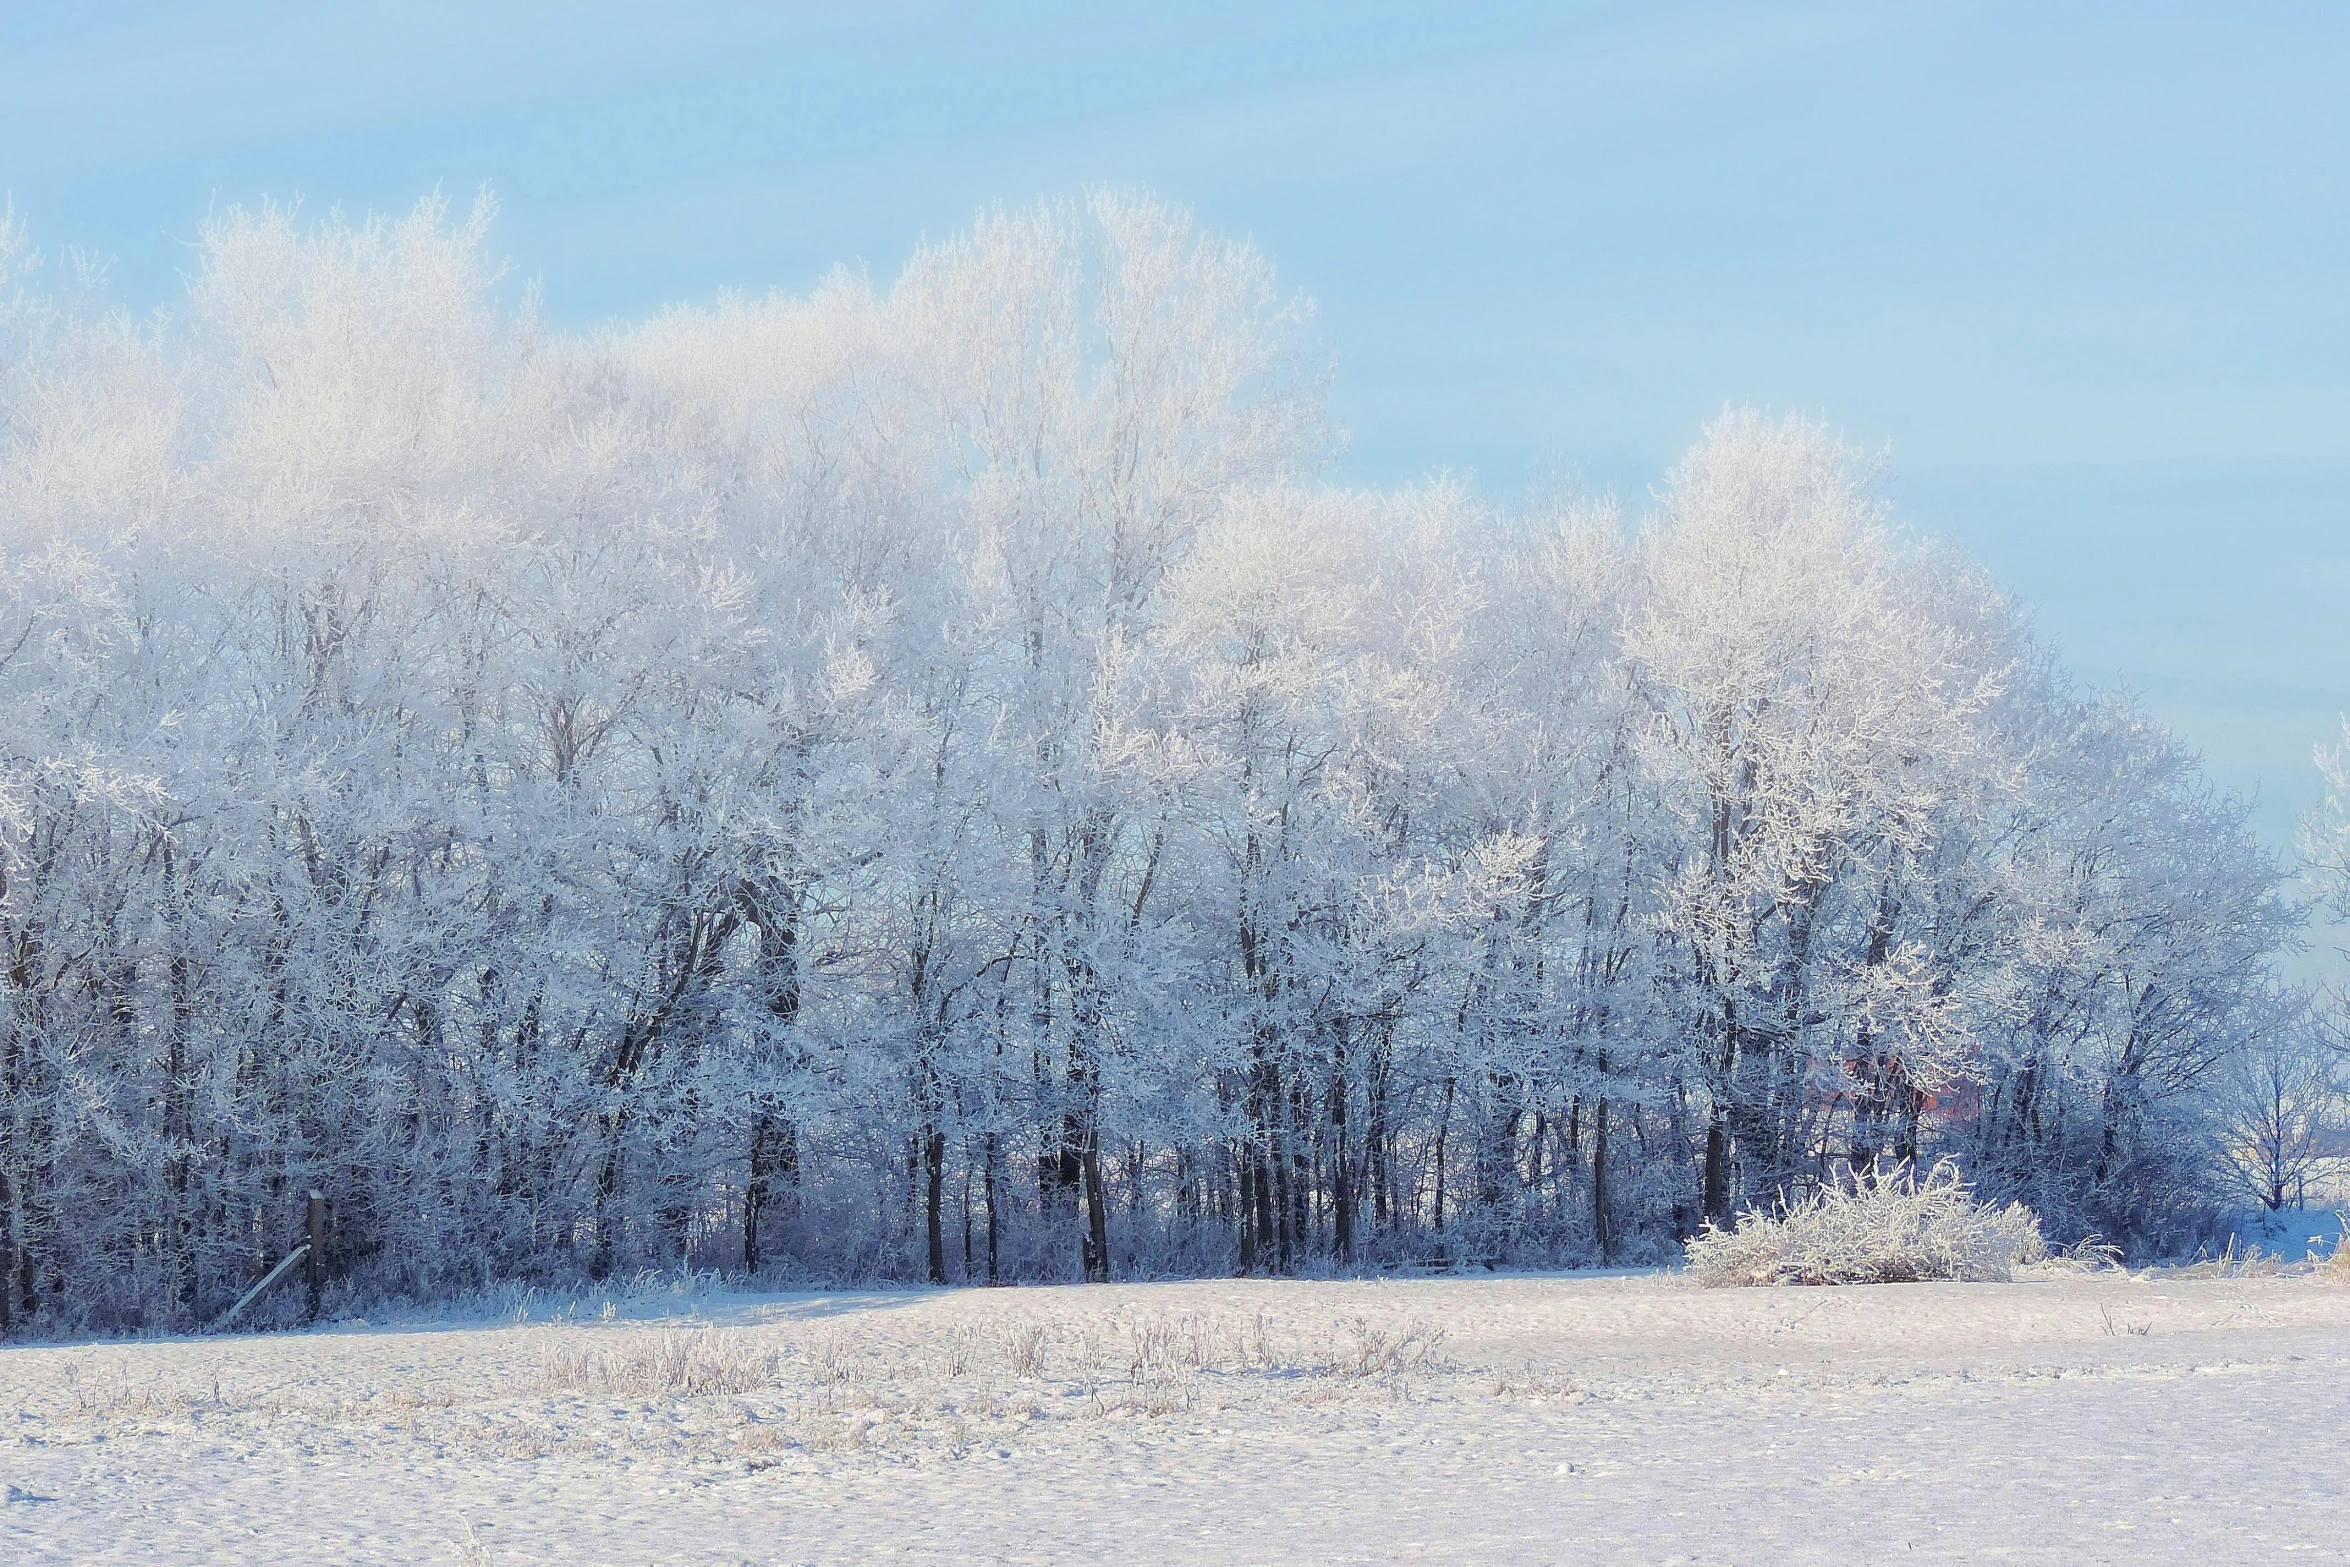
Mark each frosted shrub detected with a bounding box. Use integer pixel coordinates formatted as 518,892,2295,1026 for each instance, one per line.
1684,1161,2046,1286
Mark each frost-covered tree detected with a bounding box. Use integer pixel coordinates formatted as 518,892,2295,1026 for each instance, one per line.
2212,994,2340,1213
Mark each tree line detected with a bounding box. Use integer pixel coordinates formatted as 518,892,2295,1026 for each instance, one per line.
0,191,2317,1331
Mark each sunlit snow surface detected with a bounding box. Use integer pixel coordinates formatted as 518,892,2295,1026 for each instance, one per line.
5,1270,2347,1563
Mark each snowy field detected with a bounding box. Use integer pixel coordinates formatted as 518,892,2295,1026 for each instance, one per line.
5,1269,2350,1565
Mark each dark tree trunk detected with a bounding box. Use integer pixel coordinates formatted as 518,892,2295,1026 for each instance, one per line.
1237,1146,1257,1275
1701,1115,1729,1227
1080,1141,1109,1283
304,1190,328,1322
1592,1096,1612,1262
983,1131,1001,1284
1432,1076,1455,1242
1329,1055,1354,1264
924,1126,947,1285
743,1112,773,1275
1250,1144,1277,1273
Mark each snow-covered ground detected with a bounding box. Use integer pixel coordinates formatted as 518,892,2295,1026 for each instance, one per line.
6,1268,2349,1564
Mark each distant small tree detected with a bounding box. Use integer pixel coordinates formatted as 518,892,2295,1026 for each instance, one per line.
2212,998,2341,1212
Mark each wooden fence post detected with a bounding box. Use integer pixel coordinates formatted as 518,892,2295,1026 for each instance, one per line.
305,1190,327,1323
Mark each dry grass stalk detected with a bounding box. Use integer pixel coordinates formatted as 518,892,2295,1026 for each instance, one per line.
1324,1316,1448,1379
2174,1237,2287,1279
538,1328,775,1398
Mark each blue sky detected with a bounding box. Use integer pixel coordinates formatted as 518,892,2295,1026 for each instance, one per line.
5,1,2345,874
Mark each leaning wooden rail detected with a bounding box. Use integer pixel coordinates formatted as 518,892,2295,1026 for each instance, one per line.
212,1189,331,1332
211,1243,310,1331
